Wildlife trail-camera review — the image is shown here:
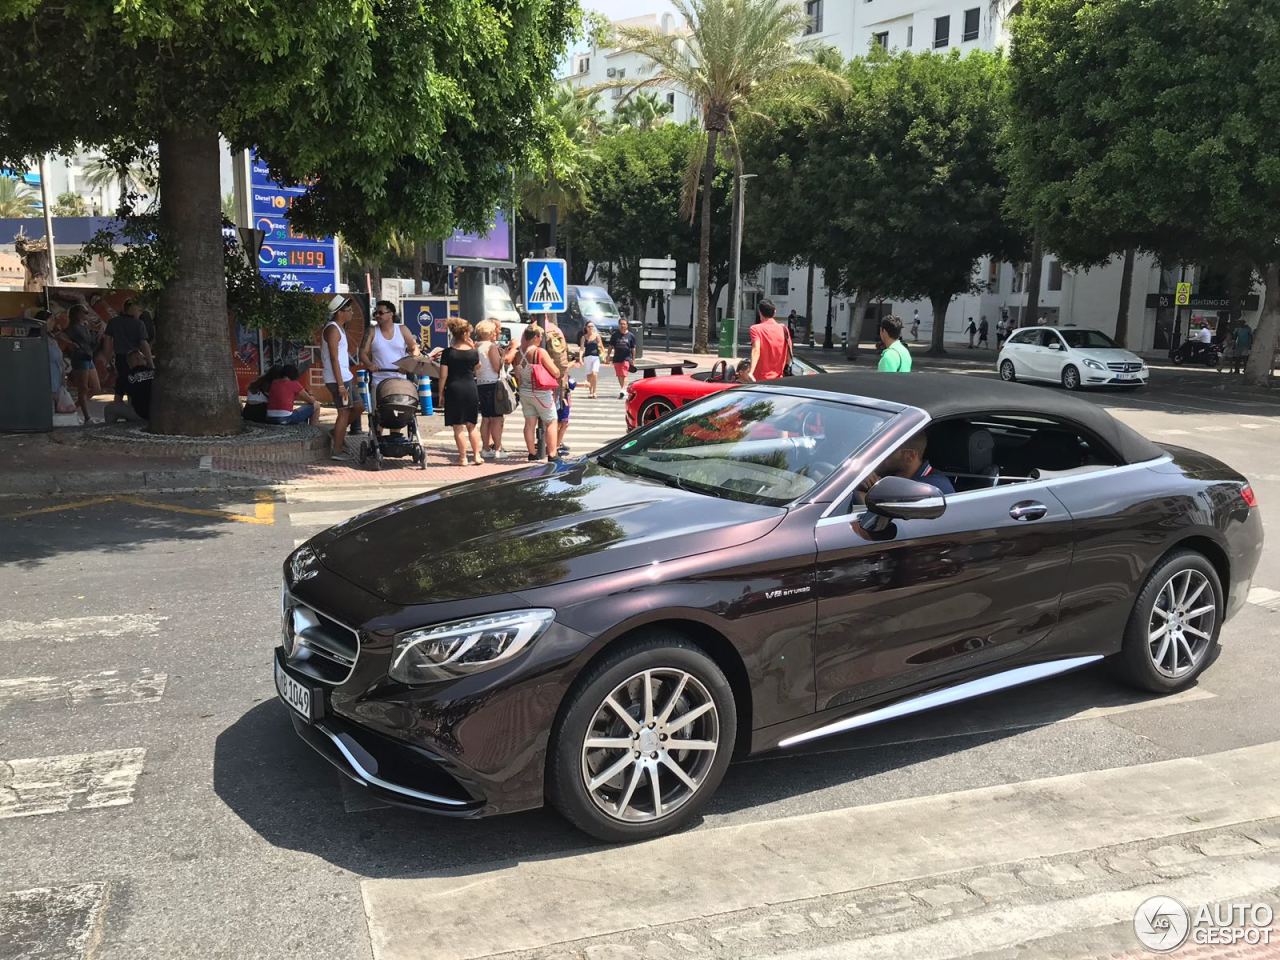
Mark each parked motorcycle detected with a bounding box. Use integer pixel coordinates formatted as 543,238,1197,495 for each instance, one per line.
1170,339,1221,367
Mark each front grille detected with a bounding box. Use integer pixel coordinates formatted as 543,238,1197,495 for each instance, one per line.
283,593,360,685
1107,361,1142,372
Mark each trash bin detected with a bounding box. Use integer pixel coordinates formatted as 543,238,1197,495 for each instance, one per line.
718,316,739,358
0,317,54,433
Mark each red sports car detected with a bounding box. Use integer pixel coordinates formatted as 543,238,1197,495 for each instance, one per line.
624,356,825,430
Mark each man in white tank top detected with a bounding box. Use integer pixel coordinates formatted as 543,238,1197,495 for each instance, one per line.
322,296,362,461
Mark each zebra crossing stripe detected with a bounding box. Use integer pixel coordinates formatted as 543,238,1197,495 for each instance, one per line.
0,882,108,960
0,748,146,820
0,670,167,712
1247,586,1280,610
0,615,166,644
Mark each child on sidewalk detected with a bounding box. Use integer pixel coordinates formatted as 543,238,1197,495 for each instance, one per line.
557,377,577,456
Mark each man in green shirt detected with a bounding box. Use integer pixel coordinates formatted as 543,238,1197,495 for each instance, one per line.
877,316,912,372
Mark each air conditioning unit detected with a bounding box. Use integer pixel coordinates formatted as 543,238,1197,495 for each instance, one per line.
606,67,617,77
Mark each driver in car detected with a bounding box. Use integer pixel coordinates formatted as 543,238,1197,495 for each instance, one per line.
862,433,956,496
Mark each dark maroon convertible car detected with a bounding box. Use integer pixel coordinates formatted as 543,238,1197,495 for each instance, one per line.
275,373,1262,841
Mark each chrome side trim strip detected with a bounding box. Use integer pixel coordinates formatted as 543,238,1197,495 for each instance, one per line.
318,726,471,807
777,655,1104,748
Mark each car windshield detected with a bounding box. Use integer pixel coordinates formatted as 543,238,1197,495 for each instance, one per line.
1060,329,1118,349
599,390,890,506
578,298,619,320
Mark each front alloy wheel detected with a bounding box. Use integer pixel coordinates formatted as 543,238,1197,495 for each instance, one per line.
639,397,674,426
548,638,736,842
581,668,719,824
1061,364,1081,391
999,359,1016,382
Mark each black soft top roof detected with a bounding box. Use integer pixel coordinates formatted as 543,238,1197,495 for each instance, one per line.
760,371,1165,465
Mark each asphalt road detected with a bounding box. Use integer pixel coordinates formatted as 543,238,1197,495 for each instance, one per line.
1,366,1277,960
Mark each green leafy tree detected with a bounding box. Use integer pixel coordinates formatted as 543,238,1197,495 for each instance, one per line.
0,176,39,217
0,0,576,435
778,49,1021,355
52,192,89,216
518,87,603,264
613,0,843,352
1005,0,1280,380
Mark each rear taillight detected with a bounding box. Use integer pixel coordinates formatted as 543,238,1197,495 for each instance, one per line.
1241,484,1258,508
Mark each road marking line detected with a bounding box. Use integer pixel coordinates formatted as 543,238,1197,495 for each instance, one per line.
0,669,167,711
287,487,418,504
360,742,1280,960
0,882,108,960
115,495,274,525
1196,425,1232,432
1153,429,1191,436
0,748,146,820
1240,423,1265,429
254,489,275,524
294,538,309,548
0,615,166,644
1248,586,1280,609
1,497,118,519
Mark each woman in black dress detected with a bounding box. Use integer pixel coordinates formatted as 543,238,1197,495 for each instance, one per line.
438,317,482,465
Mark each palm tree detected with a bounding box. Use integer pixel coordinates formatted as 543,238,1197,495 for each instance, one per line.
0,177,40,218
613,0,843,351
518,87,602,252
81,151,156,209
613,92,674,131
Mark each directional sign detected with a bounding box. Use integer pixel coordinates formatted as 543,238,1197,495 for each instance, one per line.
1175,282,1192,306
639,279,676,291
523,258,567,313
640,268,677,280
640,257,677,270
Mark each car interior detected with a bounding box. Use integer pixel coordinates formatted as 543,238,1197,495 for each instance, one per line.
695,358,812,383
923,414,1123,492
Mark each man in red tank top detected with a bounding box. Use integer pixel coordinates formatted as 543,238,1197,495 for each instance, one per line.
745,299,791,381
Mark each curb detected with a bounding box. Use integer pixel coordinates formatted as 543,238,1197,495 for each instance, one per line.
0,468,277,500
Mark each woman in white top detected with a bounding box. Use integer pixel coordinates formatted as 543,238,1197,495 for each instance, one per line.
322,296,361,461
473,319,513,460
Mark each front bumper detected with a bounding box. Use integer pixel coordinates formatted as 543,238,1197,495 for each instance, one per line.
1083,369,1148,386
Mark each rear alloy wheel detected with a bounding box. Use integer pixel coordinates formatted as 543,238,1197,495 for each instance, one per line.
547,638,736,842
1061,364,1081,391
1116,550,1222,693
638,397,675,426
999,360,1016,382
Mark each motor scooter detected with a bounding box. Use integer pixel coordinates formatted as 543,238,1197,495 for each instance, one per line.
1170,338,1221,366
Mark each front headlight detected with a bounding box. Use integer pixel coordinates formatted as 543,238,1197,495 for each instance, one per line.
390,609,555,684
1083,359,1105,370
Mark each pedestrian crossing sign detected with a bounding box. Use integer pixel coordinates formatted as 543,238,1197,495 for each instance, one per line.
523,258,568,314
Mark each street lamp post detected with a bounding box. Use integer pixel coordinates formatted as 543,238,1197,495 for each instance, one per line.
730,172,757,360
38,156,59,287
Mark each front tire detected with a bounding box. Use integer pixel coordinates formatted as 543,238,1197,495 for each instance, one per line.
547,637,737,843
1061,364,1081,391
999,360,1016,382
638,397,675,426
1116,550,1222,694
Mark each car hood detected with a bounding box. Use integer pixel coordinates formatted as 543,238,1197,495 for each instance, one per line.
314,462,785,606
1072,347,1143,365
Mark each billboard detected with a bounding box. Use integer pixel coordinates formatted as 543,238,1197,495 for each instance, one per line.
442,209,514,268
401,297,460,354
248,152,340,292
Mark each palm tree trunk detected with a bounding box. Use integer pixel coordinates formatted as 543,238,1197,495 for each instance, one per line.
695,129,719,354
1024,235,1044,328
148,124,242,436
1244,260,1279,386
929,292,952,355
412,244,424,295
1114,247,1135,347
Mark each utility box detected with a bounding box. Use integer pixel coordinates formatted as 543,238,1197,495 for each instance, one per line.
0,317,54,433
718,316,739,358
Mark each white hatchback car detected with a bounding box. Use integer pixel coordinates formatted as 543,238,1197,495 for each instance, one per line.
997,326,1148,391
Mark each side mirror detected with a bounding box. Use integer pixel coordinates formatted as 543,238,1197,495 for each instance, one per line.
865,475,947,521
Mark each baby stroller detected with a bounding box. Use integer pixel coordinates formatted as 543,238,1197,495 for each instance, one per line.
358,370,426,470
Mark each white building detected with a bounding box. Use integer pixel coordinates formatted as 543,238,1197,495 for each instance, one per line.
561,13,697,126
563,5,1260,351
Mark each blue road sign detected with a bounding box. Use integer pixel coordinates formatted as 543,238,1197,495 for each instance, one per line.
523,258,567,314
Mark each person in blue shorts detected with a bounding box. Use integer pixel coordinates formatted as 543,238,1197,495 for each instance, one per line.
557,377,577,456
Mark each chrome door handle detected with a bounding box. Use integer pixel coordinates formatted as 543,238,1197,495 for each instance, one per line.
1010,501,1048,521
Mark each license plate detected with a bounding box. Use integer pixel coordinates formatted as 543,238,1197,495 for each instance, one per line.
275,657,313,721
1118,372,1138,380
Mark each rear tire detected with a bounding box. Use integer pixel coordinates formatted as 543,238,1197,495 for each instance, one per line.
1115,550,1222,694
638,397,675,426
1061,364,1081,391
999,360,1016,382
547,637,736,843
